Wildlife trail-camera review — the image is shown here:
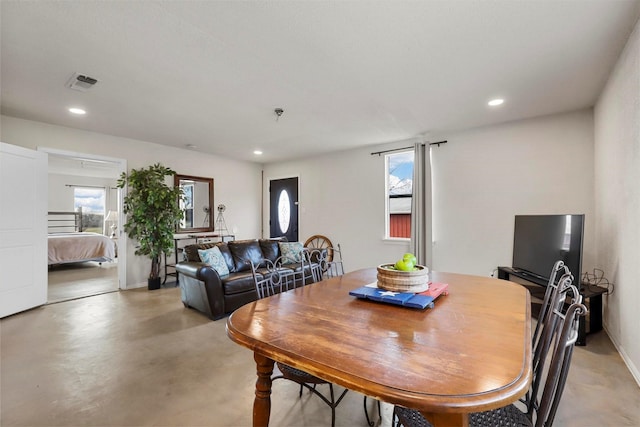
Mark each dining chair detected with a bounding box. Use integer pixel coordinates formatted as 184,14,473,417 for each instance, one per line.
300,247,385,426
393,290,587,427
283,246,318,287
324,244,345,278
250,261,348,427
310,245,381,426
311,244,345,280
533,261,572,350
251,251,316,294
525,263,575,408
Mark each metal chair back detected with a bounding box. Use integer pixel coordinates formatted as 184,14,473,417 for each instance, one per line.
532,261,571,348
532,273,579,379
250,252,348,427
311,244,345,279
250,258,297,299
530,298,587,427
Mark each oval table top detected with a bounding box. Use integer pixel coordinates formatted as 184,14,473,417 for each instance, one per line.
227,268,532,425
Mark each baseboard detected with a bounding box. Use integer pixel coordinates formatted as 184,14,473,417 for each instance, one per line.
603,324,640,388
125,281,147,290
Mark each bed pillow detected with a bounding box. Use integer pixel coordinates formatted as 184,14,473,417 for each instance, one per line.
198,246,230,277
278,242,304,264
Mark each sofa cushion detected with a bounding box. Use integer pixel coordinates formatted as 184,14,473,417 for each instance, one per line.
216,243,237,273
198,246,230,277
221,271,260,295
183,242,236,273
279,242,304,263
228,240,264,272
184,242,218,262
259,239,282,263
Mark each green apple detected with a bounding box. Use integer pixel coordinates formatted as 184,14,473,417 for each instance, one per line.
403,253,417,266
395,259,413,271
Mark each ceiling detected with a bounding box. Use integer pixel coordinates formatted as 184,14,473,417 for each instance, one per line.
47,153,122,179
2,1,639,164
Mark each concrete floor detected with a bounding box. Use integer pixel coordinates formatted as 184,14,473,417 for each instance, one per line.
1,285,639,427
48,261,119,303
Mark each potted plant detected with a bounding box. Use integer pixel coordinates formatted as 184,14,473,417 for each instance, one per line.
118,163,184,290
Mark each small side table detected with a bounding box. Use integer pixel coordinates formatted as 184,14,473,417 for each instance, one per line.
497,266,607,345
163,251,179,285
577,284,607,345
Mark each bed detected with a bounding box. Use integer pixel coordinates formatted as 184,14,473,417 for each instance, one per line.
48,211,116,265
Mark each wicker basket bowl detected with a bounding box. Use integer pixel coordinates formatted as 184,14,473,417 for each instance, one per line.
377,264,430,293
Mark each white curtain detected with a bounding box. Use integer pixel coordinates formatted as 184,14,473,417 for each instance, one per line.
410,142,433,267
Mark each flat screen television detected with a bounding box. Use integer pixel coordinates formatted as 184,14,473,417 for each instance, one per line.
512,214,584,285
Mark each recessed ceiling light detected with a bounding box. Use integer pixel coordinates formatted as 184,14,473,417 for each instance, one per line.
488,99,504,107
253,150,263,155
68,107,86,115
186,144,197,149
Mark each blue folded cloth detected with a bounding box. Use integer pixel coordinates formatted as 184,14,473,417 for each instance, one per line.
349,285,435,309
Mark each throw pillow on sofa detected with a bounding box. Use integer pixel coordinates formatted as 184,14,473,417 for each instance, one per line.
278,242,304,264
198,246,230,276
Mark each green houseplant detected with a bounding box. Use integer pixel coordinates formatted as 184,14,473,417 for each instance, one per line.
118,163,184,290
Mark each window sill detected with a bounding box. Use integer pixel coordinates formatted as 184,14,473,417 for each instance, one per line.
382,238,411,245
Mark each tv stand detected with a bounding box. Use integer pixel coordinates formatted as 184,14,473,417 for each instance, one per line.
497,266,605,346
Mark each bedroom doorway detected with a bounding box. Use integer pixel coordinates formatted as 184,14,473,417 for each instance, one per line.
40,147,127,303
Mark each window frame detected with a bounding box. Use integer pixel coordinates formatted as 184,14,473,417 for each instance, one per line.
384,150,414,241
73,186,106,233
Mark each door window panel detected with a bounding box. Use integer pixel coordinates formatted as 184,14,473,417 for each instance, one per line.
278,190,291,234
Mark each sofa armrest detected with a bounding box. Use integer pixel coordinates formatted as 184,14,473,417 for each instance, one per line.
176,261,226,320
175,261,207,278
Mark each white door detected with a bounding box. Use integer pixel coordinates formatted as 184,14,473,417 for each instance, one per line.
0,143,48,318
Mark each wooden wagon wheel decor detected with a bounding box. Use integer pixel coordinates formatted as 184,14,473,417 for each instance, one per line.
304,234,334,263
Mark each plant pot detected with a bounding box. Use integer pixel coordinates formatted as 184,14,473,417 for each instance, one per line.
148,277,162,290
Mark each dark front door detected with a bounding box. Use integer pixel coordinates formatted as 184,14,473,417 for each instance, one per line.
269,177,299,242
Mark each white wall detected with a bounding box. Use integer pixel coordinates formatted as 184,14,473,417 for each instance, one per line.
1,115,262,288
266,111,595,279
594,17,640,384
47,173,118,220
263,140,418,272
430,110,595,276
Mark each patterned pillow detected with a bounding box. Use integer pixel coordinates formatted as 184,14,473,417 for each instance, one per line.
278,242,304,264
198,246,230,277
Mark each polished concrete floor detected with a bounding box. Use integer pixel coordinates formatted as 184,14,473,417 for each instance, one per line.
1,285,640,427
48,261,119,303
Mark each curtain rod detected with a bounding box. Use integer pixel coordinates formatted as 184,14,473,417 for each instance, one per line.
370,140,448,156
65,184,118,189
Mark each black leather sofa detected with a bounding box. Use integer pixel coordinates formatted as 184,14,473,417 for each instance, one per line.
175,238,316,320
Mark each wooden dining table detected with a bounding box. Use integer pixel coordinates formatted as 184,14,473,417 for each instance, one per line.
226,268,532,427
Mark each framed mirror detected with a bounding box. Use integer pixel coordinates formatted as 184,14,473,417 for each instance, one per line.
174,174,214,233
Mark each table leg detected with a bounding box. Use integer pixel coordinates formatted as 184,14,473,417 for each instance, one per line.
253,353,275,427
419,411,469,427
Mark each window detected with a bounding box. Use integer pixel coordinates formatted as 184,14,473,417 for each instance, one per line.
385,151,414,239
73,187,105,233
179,182,194,228
277,189,291,234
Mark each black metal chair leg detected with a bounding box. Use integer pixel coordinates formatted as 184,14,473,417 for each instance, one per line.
329,384,336,427
363,396,381,426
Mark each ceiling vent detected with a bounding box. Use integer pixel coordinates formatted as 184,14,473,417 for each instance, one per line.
66,72,98,92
